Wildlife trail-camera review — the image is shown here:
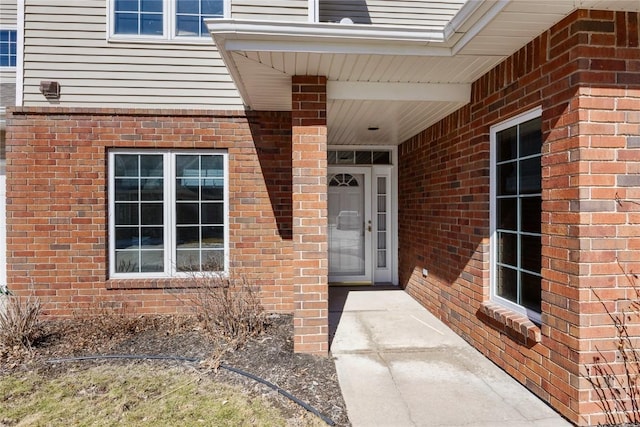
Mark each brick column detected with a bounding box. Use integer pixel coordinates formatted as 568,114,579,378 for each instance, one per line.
291,76,328,355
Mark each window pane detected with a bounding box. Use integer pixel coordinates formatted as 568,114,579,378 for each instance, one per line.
497,232,517,266
519,157,541,194
115,0,138,12
177,0,199,13
336,151,354,164
176,250,200,271
201,203,223,224
115,227,139,249
355,151,371,164
115,13,139,34
202,250,224,271
140,155,163,176
176,203,199,224
115,179,138,201
176,155,199,176
115,251,139,273
141,13,163,35
202,226,223,247
176,179,199,200
201,179,223,200
519,117,542,158
201,155,223,175
521,197,541,234
497,197,517,231
176,15,199,36
115,203,138,225
496,265,517,303
521,273,542,313
176,226,199,248
141,227,163,247
497,126,517,162
141,0,163,12
140,250,164,272
372,151,391,165
115,154,139,176
141,178,163,200
521,234,541,273
141,203,163,225
202,0,224,15
497,162,517,196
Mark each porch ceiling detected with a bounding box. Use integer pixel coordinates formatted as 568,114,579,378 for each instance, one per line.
208,0,640,146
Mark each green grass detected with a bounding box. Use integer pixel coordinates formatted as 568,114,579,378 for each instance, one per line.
0,363,307,426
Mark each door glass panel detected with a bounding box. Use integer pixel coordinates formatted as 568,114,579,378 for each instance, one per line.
376,176,387,268
328,174,365,276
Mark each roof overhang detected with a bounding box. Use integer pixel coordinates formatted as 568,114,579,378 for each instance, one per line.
208,0,640,145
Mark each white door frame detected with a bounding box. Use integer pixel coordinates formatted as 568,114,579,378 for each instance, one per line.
327,145,398,285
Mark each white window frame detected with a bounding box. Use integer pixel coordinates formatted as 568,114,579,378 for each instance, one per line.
489,106,542,323
108,150,229,279
107,0,230,42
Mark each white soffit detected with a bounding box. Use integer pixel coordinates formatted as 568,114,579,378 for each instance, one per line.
209,0,640,144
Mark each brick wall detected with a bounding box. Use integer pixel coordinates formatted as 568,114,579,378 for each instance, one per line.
398,10,640,426
6,108,295,316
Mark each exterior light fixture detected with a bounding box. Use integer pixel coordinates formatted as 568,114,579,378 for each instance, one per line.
39,81,60,100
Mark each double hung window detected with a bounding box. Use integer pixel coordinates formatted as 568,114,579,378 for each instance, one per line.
111,0,226,39
491,108,543,323
109,151,228,277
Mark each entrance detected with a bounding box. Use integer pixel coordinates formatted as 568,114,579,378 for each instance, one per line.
328,164,393,284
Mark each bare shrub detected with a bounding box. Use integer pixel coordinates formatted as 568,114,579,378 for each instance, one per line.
0,293,42,351
183,273,267,344
585,265,640,426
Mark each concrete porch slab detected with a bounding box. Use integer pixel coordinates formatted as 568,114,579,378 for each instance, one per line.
330,288,571,427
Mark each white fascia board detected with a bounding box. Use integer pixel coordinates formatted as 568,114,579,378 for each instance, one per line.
224,38,451,57
451,0,511,55
207,19,453,57
327,82,471,103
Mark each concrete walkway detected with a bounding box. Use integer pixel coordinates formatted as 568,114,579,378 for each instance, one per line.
329,287,572,427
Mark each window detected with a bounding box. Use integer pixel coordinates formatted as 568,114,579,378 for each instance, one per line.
490,108,542,323
111,0,226,39
0,30,17,67
109,151,228,278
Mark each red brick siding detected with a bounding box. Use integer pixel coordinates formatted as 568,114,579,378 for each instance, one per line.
291,76,329,355
6,108,294,317
399,10,640,426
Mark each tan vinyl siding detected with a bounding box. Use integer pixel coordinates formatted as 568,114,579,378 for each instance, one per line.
231,0,308,21
0,0,17,27
22,1,242,109
319,0,466,29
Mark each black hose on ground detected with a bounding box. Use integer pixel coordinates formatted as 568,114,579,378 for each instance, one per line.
47,354,336,426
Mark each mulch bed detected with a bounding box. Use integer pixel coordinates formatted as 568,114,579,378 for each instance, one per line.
0,313,350,426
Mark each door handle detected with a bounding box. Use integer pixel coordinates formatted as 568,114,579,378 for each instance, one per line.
367,220,372,232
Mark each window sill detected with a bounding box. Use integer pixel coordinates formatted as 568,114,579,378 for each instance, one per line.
107,278,196,290
479,302,541,345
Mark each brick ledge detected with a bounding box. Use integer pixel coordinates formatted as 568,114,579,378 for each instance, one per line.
479,301,541,344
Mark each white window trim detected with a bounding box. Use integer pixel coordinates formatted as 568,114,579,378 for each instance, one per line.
108,150,229,279
489,106,542,323
107,0,230,43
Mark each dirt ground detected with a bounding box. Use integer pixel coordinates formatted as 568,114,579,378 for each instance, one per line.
0,313,350,426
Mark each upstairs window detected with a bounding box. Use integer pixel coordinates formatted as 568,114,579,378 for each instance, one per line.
176,0,224,37
0,30,17,67
110,0,226,39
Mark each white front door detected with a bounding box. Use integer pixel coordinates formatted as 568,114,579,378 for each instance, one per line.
328,168,372,283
